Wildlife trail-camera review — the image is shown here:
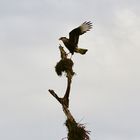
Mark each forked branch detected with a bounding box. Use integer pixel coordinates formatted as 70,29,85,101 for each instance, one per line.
48,45,90,140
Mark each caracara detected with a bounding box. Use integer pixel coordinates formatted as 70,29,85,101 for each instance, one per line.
59,21,92,55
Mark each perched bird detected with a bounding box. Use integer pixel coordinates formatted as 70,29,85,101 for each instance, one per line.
59,21,92,55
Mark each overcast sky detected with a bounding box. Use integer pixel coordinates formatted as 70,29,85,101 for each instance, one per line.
0,0,140,140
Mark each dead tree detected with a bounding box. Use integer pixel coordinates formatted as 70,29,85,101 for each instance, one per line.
48,45,90,140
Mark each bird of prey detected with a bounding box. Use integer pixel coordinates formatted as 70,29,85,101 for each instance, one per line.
59,21,92,55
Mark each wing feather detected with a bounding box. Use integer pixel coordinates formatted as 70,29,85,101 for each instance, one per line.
69,21,92,45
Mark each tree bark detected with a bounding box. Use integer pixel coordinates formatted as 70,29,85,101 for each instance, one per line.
48,45,90,140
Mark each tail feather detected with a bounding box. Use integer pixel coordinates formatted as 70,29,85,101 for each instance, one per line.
75,48,88,55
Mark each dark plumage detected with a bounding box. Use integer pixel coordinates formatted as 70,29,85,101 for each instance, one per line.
59,21,92,55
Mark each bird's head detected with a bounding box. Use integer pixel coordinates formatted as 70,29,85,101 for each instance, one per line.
59,37,67,42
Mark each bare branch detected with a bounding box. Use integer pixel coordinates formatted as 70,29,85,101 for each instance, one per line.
49,44,90,140
63,76,71,107
48,89,62,104
59,45,67,59
48,89,75,122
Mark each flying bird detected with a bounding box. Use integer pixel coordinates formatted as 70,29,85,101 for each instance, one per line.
59,21,92,55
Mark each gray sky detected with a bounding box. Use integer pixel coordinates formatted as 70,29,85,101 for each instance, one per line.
0,0,140,140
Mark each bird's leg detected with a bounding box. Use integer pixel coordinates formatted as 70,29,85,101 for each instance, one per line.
65,52,72,59
66,53,72,59
70,54,73,59
64,52,73,59
66,52,70,56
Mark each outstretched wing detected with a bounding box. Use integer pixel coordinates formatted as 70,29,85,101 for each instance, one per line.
69,21,92,46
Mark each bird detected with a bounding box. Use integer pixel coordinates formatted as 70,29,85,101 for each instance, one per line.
59,21,92,55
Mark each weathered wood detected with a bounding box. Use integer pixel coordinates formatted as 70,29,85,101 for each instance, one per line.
49,45,90,140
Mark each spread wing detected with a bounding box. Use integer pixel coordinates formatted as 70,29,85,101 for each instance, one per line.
69,21,92,46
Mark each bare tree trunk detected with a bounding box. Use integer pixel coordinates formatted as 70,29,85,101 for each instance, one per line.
48,46,90,140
